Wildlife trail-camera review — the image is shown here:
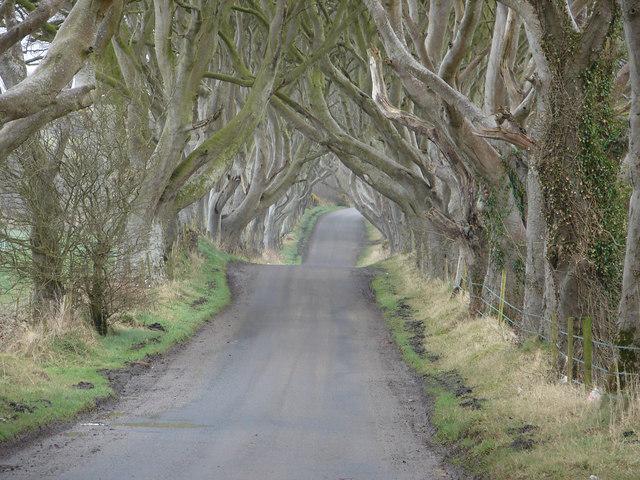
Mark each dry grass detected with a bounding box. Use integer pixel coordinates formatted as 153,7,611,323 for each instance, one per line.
0,239,232,442
2,298,98,362
608,379,640,441
373,253,640,480
234,248,283,265
357,221,389,267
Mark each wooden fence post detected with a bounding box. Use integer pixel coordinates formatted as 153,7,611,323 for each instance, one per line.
582,316,593,389
444,259,450,285
550,312,559,371
613,345,622,394
498,268,507,323
462,264,468,293
566,317,575,383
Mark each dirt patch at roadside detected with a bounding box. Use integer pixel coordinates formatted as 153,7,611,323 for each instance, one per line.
395,298,429,359
388,293,486,416
131,337,161,351
423,370,486,411
507,424,539,450
190,297,207,308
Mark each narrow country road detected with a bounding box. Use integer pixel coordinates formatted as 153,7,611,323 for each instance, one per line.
0,209,461,480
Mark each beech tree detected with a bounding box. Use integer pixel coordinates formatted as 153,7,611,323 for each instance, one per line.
0,0,122,158
618,0,640,361
0,0,638,358
108,0,289,267
0,101,142,331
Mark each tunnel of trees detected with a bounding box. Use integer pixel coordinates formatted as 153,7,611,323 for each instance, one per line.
0,0,640,376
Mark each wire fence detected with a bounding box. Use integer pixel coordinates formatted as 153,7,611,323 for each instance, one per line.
459,274,639,388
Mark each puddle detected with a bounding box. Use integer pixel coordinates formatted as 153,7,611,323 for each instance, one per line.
116,421,203,429
104,410,124,419
0,465,21,472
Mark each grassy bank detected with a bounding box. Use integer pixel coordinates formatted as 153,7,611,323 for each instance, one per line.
280,205,341,264
0,239,232,443
370,254,640,479
357,220,386,267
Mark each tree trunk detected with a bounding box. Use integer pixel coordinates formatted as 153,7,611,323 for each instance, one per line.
218,222,244,252
466,241,489,317
425,0,453,65
410,217,428,274
482,257,502,310
264,205,282,252
426,227,446,279
131,198,179,277
26,146,65,318
618,0,640,363
535,60,598,328
158,200,179,262
195,195,207,232
88,244,109,336
523,166,547,335
484,4,508,113
543,256,557,339
30,221,64,317
453,247,465,293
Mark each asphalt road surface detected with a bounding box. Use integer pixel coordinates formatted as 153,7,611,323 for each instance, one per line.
0,208,462,480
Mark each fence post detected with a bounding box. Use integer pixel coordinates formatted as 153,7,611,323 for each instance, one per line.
582,316,593,389
462,263,468,293
550,312,559,371
444,258,450,285
498,268,507,323
566,317,575,383
614,346,622,394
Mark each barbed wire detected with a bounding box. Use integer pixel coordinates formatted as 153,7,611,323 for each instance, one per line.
460,277,639,380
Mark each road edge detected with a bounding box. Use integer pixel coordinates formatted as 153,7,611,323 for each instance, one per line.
0,242,238,458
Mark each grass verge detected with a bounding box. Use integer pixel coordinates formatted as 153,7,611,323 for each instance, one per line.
0,238,232,443
280,205,341,264
357,219,387,267
370,254,640,480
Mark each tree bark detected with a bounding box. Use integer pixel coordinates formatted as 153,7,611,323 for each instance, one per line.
618,0,640,359
24,139,66,318
522,165,546,335
484,3,508,113
88,242,109,335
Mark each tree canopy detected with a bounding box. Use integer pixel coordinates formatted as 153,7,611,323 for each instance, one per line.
1,0,640,376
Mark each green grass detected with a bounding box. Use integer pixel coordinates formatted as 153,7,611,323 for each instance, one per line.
356,219,385,267
370,254,640,480
0,238,232,442
280,205,341,264
0,269,30,307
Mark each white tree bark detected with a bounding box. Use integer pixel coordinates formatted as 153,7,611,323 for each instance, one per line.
618,0,640,350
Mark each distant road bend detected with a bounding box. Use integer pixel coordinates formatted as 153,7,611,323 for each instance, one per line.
1,208,461,480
